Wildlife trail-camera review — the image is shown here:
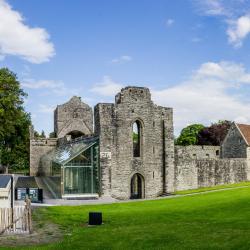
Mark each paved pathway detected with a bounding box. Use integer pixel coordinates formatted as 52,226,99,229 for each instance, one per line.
29,185,250,207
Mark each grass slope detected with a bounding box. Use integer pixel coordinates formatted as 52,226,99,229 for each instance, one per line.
2,186,250,250
174,181,250,195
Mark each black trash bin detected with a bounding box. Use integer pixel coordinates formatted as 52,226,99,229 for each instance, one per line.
89,212,102,225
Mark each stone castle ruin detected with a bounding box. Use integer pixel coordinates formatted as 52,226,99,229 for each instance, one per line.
30,86,250,200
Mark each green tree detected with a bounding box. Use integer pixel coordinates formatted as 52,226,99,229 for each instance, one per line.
34,130,40,138
41,130,46,138
49,131,56,138
0,68,31,171
34,130,46,138
197,120,232,146
176,124,205,146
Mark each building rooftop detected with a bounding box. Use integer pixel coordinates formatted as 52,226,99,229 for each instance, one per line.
15,176,38,189
0,175,11,188
236,123,250,145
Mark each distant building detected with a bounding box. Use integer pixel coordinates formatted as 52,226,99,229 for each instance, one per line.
221,122,250,158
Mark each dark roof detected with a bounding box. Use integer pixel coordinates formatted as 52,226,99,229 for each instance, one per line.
236,123,250,145
0,175,11,188
15,177,38,188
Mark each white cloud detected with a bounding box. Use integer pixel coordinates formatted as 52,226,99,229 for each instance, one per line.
192,0,250,47
89,62,250,134
21,78,81,96
22,79,64,89
197,0,226,16
227,15,250,48
151,61,250,134
0,0,55,63
166,19,174,27
195,61,250,84
90,76,123,96
111,55,132,64
87,62,250,135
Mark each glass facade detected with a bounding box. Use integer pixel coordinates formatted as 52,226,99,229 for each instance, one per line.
52,162,61,176
64,167,92,194
50,139,99,196
63,144,99,195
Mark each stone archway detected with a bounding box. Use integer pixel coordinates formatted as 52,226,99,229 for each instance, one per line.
130,173,145,199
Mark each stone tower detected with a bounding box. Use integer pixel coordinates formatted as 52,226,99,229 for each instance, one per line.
54,96,93,139
95,86,175,199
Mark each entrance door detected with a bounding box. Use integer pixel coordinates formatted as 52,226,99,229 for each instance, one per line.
130,173,145,199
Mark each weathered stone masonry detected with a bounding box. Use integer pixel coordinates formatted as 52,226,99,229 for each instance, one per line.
95,87,175,199
54,96,93,139
174,145,249,191
30,138,57,176
175,153,247,191
30,86,250,199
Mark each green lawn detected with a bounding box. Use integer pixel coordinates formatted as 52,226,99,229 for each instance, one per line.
3,186,250,249
174,181,250,195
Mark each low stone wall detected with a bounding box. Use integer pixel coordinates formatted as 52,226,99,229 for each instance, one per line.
175,145,220,160
175,158,248,191
30,138,57,176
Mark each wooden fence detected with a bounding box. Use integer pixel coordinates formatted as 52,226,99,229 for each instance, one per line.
0,199,32,235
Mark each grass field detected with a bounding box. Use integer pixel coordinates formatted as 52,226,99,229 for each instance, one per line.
2,185,250,249
174,181,250,195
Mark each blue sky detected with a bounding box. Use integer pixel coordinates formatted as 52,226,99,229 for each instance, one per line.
2,0,250,135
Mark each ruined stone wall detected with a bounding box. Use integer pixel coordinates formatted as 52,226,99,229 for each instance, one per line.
246,147,250,180
175,158,248,191
95,86,175,199
175,158,198,191
54,96,93,138
163,108,175,193
30,138,57,176
94,103,115,197
175,146,220,160
221,123,247,158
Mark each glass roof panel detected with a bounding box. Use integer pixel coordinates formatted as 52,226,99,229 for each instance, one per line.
41,136,98,166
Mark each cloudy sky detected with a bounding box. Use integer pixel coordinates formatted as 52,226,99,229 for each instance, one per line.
1,0,250,136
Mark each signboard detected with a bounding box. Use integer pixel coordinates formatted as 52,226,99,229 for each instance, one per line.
29,188,38,202
17,188,26,200
100,152,111,159
16,188,43,203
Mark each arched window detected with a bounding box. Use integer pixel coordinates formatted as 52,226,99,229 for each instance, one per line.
133,120,142,157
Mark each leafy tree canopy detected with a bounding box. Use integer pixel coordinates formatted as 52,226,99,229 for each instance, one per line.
0,68,31,171
197,120,232,146
176,120,232,146
34,130,46,138
49,132,56,138
175,124,205,146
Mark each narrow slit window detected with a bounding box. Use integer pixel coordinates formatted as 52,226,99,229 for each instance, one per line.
133,121,142,157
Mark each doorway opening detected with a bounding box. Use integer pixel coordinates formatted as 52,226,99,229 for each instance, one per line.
130,173,145,199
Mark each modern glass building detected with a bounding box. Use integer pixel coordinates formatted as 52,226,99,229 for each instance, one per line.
43,137,99,198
